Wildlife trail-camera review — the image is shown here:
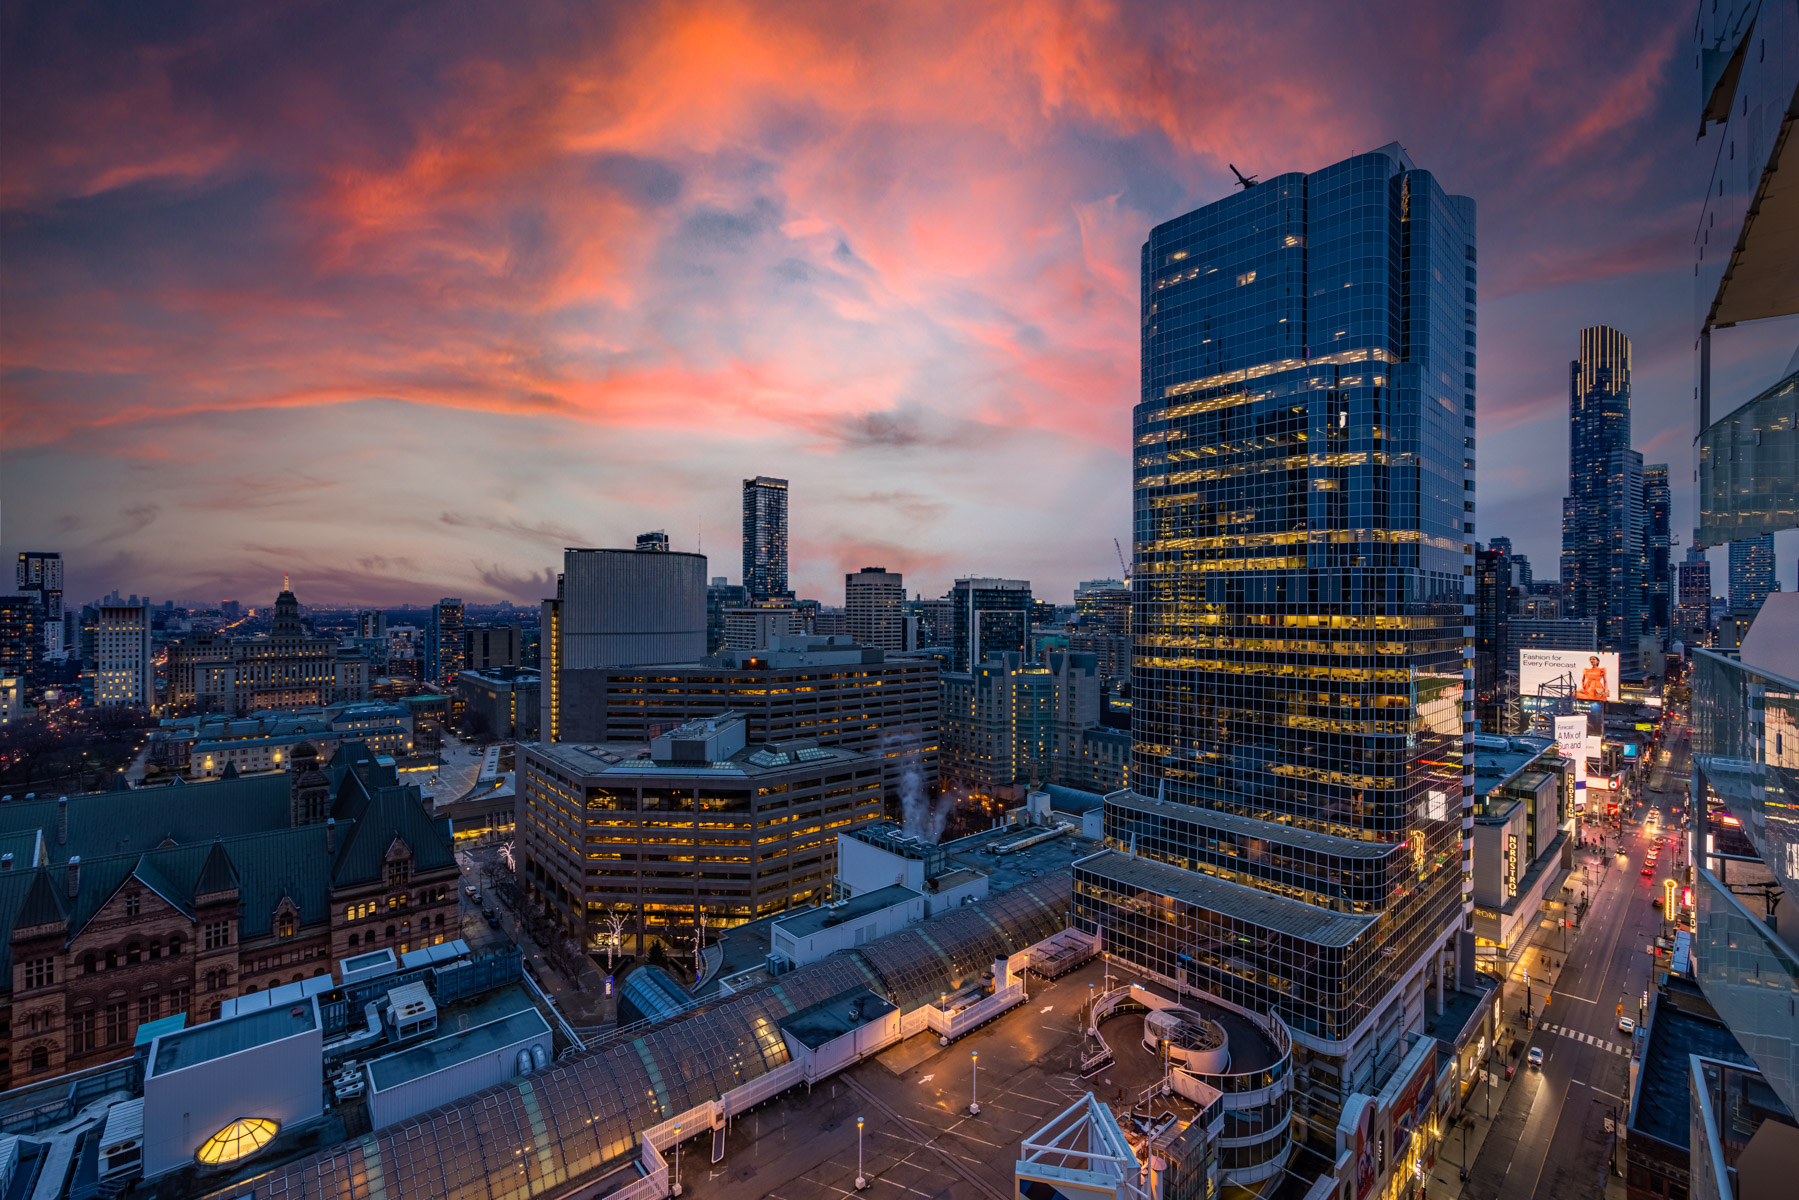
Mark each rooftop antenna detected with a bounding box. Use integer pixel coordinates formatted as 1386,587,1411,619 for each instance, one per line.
1229,164,1258,189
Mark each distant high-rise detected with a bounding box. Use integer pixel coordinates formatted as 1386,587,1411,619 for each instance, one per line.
1070,583,1130,682
1561,326,1643,676
427,598,465,686
1510,554,1534,595
947,577,1031,672
741,476,789,601
356,609,387,640
636,530,670,552
1676,545,1712,645
1474,545,1510,726
844,567,905,651
0,597,41,689
705,576,746,654
14,551,63,654
1642,462,1672,640
95,602,151,709
1728,533,1777,613
463,624,522,671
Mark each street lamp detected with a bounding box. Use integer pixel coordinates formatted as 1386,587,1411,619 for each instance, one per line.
970,1050,980,1116
671,1124,682,1196
855,1116,866,1190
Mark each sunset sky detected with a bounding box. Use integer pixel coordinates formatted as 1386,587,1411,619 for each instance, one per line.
3,0,1794,608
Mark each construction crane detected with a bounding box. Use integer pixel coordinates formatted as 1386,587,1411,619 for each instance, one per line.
1114,538,1131,581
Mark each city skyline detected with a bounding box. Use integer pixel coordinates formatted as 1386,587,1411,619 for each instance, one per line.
3,2,1796,609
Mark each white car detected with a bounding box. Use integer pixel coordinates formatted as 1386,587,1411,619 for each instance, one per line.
1527,1046,1544,1067
1619,1016,1636,1035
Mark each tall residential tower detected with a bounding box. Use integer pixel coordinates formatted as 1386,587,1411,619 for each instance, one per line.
741,476,789,601
1077,144,1475,1155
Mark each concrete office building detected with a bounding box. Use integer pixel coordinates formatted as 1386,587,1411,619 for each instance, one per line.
463,623,522,671
1078,144,1476,1160
96,601,152,709
940,650,1105,801
845,567,905,651
517,713,884,952
556,634,939,808
457,666,541,741
540,547,707,742
947,577,1031,672
723,605,796,651
742,476,790,601
1467,734,1571,963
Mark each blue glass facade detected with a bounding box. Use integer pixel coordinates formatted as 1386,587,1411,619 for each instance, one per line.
1079,144,1473,1148
1560,326,1643,675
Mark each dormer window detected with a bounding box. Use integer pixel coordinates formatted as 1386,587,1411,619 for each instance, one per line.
277,911,295,939
384,838,413,887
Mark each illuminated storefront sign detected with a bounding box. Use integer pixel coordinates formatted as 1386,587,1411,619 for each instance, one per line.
1506,834,1519,897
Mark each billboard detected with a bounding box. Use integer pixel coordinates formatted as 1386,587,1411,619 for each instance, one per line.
1519,649,1619,704
1555,715,1588,810
1553,715,1587,760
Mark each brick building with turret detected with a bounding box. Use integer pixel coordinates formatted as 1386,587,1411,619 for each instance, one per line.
0,739,457,1088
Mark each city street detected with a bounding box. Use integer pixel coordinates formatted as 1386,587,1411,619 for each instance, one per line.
1460,722,1690,1200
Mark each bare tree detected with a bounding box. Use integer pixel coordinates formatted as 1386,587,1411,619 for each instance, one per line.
603,906,629,971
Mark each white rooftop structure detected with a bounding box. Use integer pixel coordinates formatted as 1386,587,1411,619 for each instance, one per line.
1015,1092,1150,1200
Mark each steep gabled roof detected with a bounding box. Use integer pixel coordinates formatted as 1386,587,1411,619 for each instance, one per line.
0,869,42,979
14,868,67,932
130,855,193,920
226,824,343,938
194,840,240,898
0,773,294,865
331,785,452,886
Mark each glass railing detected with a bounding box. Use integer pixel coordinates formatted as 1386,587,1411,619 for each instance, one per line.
1692,864,1799,1114
1690,649,1799,899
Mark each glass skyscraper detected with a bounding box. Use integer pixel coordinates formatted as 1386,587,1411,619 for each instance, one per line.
741,475,789,601
1560,325,1643,675
1076,144,1474,1152
1642,461,1672,640
1728,532,1776,613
